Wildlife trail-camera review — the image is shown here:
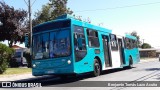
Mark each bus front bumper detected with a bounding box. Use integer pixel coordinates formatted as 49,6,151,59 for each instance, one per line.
32,67,74,76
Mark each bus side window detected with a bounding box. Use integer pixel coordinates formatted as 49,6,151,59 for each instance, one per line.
136,40,138,48
133,40,138,48
125,38,130,49
87,29,100,47
74,33,83,50
131,39,134,49
125,38,137,49
110,34,118,51
74,25,87,62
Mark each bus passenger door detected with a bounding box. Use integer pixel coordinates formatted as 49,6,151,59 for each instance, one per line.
118,38,125,65
109,34,121,68
102,35,112,67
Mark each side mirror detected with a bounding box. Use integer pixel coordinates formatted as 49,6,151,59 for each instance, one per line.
25,33,30,48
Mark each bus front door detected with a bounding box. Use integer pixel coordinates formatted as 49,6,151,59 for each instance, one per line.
118,38,125,65
102,35,112,67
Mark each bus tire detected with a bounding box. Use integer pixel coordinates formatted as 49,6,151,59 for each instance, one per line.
128,57,133,68
93,59,101,77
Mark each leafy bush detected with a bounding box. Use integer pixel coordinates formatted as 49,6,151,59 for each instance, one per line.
0,43,14,74
9,58,19,67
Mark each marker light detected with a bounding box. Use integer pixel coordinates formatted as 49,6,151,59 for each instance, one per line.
33,64,36,68
67,60,71,64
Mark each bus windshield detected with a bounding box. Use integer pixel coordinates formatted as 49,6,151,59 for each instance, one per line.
33,29,71,60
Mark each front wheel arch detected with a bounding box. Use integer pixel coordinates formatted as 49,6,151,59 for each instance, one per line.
95,56,102,72
92,58,101,77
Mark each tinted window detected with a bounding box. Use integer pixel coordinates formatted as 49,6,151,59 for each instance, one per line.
32,29,71,60
49,29,71,58
110,34,118,51
33,35,42,59
74,25,87,62
42,33,49,59
87,29,100,47
124,38,138,49
33,20,70,33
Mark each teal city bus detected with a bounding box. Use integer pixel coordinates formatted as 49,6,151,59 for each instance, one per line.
31,14,140,77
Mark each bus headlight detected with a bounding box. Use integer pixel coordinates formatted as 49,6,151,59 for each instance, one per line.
33,64,36,68
67,60,71,64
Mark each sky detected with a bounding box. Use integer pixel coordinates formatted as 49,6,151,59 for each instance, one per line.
1,0,160,48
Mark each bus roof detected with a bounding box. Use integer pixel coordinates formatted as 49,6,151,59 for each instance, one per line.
125,34,137,40
33,19,70,30
33,14,74,29
70,18,112,33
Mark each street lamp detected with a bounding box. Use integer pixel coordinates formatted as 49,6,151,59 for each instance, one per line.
48,5,55,18
48,1,55,18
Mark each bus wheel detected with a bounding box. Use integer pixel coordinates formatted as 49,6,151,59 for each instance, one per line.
128,57,133,68
93,59,101,77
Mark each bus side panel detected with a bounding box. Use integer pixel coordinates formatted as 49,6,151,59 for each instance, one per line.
71,20,108,74
74,49,103,73
132,48,140,64
110,51,121,68
71,23,95,74
123,49,130,66
73,27,104,74
123,48,140,67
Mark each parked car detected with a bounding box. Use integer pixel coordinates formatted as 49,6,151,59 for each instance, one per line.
12,49,28,67
21,57,28,66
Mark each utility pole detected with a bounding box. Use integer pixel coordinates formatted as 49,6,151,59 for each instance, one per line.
24,0,36,51
48,1,54,18
142,39,145,44
28,0,32,49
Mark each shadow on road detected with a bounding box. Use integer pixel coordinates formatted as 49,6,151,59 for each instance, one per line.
101,67,135,75
144,68,160,81
145,68,160,71
12,67,135,87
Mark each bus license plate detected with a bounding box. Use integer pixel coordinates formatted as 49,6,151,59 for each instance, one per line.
46,70,54,74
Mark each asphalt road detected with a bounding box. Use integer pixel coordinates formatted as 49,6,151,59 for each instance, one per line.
1,59,160,90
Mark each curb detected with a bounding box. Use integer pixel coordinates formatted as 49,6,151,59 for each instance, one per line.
140,58,158,63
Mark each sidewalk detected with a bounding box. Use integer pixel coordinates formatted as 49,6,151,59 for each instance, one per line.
0,58,158,81
0,73,34,81
140,58,159,63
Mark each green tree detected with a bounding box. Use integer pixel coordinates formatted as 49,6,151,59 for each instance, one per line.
141,43,151,49
0,2,28,47
33,0,73,26
130,31,141,48
0,43,14,74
